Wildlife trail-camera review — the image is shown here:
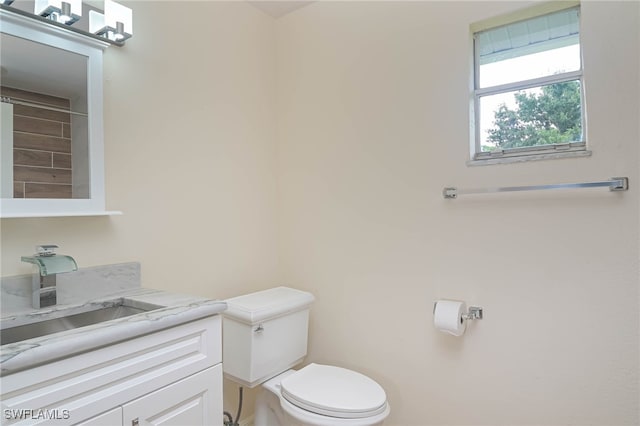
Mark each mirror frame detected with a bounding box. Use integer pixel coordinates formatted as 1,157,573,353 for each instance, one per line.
0,8,119,218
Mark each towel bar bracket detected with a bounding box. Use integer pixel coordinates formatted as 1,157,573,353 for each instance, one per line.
610,177,629,191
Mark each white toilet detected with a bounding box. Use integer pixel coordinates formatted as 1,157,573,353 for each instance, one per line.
222,287,390,426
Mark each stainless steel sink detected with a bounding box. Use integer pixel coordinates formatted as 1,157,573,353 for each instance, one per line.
1,300,162,345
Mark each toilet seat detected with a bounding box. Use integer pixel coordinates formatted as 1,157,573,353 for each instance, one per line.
280,363,388,419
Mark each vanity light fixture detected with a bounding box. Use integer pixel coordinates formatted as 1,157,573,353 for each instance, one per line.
34,0,81,25
0,0,132,46
89,0,132,42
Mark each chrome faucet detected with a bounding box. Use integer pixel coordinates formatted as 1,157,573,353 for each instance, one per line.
21,245,78,309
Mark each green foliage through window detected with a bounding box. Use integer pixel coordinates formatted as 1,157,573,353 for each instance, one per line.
483,81,582,152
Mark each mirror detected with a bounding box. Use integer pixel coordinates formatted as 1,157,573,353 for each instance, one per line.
1,32,89,200
0,7,116,217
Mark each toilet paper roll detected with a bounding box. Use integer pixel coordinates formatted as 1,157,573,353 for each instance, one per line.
433,300,466,336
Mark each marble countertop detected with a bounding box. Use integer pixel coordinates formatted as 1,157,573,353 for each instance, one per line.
0,287,227,376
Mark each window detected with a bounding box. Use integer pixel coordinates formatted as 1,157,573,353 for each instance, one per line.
472,6,586,162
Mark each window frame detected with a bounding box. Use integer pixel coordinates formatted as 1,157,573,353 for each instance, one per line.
470,5,588,164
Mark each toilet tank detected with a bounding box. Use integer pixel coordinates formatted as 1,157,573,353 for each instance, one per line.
222,287,315,388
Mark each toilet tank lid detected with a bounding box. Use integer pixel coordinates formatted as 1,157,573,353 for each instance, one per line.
223,287,315,324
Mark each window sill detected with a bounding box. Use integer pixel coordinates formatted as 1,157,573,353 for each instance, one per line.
467,149,592,166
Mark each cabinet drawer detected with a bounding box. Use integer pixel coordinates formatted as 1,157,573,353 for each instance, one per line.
2,316,221,425
123,364,222,426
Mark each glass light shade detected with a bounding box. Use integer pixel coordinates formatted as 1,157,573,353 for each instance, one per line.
89,10,106,33
34,0,82,24
90,0,132,42
105,0,132,39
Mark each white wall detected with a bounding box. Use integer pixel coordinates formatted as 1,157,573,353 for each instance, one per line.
1,1,278,413
1,1,281,299
276,1,639,424
1,1,638,424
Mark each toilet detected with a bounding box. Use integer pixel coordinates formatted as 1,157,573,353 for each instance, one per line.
222,287,390,426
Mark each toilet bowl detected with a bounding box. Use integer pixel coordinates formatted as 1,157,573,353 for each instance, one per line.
255,365,390,426
222,287,390,426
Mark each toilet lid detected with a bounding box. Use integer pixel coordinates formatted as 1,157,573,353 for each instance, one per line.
280,363,388,419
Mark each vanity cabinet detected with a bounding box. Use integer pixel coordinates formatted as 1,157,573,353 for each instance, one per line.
1,316,223,426
75,408,121,426
121,365,220,426
77,366,221,426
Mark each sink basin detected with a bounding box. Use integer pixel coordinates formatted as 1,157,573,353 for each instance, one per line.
1,300,162,345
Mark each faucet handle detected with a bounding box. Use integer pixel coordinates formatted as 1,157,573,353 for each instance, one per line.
36,245,59,257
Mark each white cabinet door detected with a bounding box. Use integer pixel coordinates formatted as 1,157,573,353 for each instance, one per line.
122,364,222,426
74,407,122,426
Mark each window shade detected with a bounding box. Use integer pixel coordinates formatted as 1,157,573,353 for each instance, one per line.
477,7,579,65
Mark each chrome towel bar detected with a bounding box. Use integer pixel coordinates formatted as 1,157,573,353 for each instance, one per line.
443,177,629,199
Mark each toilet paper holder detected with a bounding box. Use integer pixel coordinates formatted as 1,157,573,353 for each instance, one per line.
462,306,483,321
